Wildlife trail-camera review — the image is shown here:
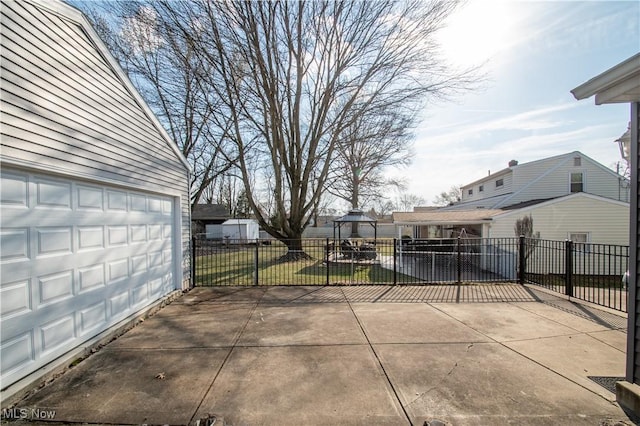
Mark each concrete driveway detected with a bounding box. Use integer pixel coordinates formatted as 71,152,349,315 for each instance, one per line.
5,284,635,425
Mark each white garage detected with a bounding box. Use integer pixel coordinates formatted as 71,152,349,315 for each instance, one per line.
0,0,191,400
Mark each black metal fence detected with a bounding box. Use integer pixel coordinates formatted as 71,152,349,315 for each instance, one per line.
521,237,628,312
191,236,519,285
191,236,629,312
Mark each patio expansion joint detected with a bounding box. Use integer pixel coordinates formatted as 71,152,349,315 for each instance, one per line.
188,297,264,425
429,303,624,405
340,287,412,425
233,342,370,349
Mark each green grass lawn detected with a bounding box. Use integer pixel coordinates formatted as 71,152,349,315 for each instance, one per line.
194,241,406,286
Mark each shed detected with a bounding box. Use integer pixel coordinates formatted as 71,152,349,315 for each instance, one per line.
222,219,260,242
0,0,191,401
191,203,231,239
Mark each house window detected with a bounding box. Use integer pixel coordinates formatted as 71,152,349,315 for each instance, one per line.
468,189,473,196
569,232,590,252
479,185,484,192
496,178,504,187
570,172,583,192
574,157,581,167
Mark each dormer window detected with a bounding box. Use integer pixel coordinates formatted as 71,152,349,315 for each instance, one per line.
496,178,504,188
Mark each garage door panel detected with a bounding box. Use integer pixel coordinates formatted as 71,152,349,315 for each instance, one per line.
0,169,178,388
0,172,29,207
33,177,72,209
0,227,30,261
0,332,35,377
76,184,104,211
35,226,73,257
1,268,172,338
39,314,76,356
1,278,32,319
78,301,107,336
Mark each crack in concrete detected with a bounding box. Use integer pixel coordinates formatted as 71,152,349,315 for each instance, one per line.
406,343,475,408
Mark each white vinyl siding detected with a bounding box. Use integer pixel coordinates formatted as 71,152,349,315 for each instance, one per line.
1,2,182,188
454,152,628,208
498,153,629,207
0,0,191,395
461,172,512,202
0,0,190,283
489,194,629,245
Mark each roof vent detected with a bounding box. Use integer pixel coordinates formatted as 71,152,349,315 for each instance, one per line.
508,159,518,167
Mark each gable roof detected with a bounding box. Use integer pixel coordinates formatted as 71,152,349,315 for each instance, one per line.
494,192,629,220
191,204,230,220
25,0,190,171
455,151,627,209
393,193,628,226
440,193,513,211
571,53,640,104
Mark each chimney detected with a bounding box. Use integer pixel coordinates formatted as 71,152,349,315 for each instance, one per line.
508,159,518,167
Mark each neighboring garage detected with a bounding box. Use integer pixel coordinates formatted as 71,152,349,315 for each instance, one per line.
0,0,191,400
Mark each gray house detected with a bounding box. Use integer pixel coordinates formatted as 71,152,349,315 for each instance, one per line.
572,52,640,414
0,0,191,401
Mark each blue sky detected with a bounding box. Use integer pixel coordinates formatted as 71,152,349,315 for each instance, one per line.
390,0,640,205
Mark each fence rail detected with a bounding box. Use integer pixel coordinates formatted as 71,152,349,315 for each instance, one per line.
521,237,628,312
192,236,629,312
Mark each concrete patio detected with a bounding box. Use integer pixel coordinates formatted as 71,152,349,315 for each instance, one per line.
4,284,635,425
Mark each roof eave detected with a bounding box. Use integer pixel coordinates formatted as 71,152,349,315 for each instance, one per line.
394,219,494,226
571,53,640,103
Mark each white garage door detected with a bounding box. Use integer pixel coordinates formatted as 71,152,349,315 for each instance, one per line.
1,169,176,388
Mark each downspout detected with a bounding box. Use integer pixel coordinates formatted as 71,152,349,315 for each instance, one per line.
626,101,639,383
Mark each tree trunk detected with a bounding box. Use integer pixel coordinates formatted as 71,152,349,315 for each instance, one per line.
278,237,312,262
350,176,360,237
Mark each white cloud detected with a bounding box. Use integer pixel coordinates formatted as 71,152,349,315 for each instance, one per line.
415,102,582,149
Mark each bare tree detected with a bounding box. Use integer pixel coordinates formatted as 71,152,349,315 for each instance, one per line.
371,199,397,217
395,193,426,212
433,185,462,206
81,2,237,209
149,0,476,259
327,106,413,235
514,214,540,260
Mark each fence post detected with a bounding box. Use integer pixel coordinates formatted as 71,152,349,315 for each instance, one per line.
565,239,573,297
457,237,462,284
518,235,526,284
191,236,196,288
393,238,398,285
254,243,259,286
326,238,330,286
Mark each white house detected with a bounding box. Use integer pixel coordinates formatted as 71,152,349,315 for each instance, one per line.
394,152,629,246
454,150,629,209
572,52,640,414
0,0,191,402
